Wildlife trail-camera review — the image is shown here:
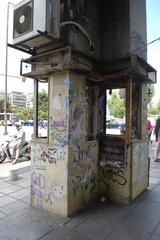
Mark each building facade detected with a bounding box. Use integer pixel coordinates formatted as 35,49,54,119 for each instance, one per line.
26,93,34,108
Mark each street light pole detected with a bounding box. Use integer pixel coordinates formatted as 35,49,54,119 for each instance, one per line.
4,2,14,135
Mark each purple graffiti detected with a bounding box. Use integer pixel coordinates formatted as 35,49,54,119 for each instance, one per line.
31,186,53,206
50,116,67,132
32,173,46,189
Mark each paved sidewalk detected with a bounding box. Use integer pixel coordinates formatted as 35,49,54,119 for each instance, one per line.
0,142,160,240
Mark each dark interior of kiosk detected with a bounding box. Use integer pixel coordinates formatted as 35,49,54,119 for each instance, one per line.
87,75,142,170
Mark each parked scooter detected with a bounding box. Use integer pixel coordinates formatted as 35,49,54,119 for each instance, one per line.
0,137,31,164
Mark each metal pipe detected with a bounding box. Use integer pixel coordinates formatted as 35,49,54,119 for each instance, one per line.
4,3,10,135
4,2,14,135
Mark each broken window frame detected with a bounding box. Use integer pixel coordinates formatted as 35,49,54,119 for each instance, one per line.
105,87,126,136
34,78,49,139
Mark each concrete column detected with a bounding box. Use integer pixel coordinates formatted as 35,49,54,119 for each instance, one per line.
67,72,98,216
31,71,98,216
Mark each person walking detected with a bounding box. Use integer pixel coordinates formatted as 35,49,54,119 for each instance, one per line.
146,119,153,144
154,116,160,162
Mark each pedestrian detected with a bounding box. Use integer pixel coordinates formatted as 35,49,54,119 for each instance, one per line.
146,119,153,144
11,122,26,164
154,116,160,162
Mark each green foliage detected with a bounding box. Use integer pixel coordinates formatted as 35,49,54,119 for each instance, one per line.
107,91,125,118
157,99,160,113
148,107,158,116
38,90,48,119
15,90,48,121
16,107,33,121
0,99,4,112
148,100,160,116
1,90,48,121
0,98,12,113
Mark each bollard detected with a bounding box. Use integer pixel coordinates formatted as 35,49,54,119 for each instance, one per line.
10,169,19,181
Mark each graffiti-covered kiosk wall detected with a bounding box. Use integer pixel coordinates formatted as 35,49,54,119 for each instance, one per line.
26,53,155,217
16,0,156,216
30,68,99,216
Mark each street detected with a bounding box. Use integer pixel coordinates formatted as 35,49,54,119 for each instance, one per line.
0,125,33,144
0,126,33,179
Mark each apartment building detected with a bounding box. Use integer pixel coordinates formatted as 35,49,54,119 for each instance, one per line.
26,93,34,108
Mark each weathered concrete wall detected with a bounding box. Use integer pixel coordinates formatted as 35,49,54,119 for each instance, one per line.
31,72,69,216
131,142,149,200
101,0,147,61
95,78,149,204
130,0,147,60
131,81,148,199
67,72,98,215
98,138,131,204
101,0,130,61
31,140,68,215
98,140,148,204
31,71,99,216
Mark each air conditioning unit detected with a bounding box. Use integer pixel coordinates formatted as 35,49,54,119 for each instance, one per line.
13,0,60,47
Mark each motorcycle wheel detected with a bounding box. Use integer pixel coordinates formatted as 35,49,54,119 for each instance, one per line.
0,151,7,163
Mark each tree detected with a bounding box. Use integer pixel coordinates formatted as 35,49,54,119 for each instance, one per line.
14,90,48,121
156,99,160,114
38,90,48,119
147,106,158,116
16,108,33,121
0,98,12,113
0,99,4,112
107,91,125,118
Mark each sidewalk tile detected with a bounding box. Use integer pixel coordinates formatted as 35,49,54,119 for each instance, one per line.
0,185,23,194
21,195,31,204
153,222,160,236
148,234,160,240
75,214,113,240
0,211,6,219
0,200,28,215
0,214,53,240
122,211,160,233
40,226,94,240
15,179,30,188
9,188,29,199
0,195,17,207
106,224,151,240
0,182,13,190
132,200,160,217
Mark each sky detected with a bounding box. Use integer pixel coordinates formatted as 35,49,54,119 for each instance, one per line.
0,0,33,94
0,0,159,100
146,0,160,105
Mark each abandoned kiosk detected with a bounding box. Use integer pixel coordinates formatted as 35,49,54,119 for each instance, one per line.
11,0,156,216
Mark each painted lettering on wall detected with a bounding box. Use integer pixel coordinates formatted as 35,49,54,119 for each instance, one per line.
71,141,98,197
32,172,45,189
50,132,68,146
48,147,66,164
31,171,67,207
70,104,86,141
32,144,48,163
50,116,67,132
53,185,66,198
99,168,127,187
71,142,97,163
72,172,96,196
31,172,53,208
33,146,67,165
